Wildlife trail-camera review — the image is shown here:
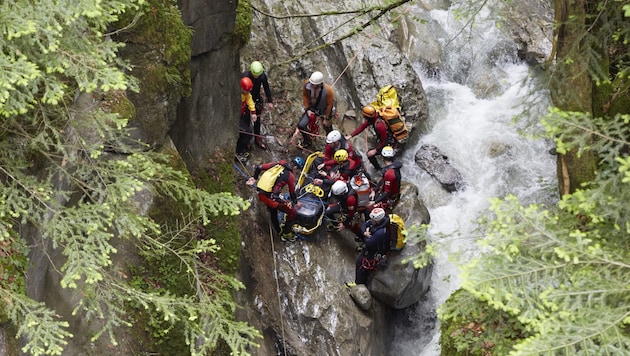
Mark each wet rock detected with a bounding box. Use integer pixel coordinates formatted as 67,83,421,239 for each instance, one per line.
501,0,553,65
414,144,465,192
369,241,434,309
348,284,373,311
487,141,512,158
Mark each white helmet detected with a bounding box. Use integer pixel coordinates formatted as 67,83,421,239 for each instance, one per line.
369,208,386,223
326,130,342,144
331,180,348,196
381,146,395,158
309,71,324,85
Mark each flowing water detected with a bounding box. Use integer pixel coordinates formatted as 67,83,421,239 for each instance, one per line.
390,4,557,355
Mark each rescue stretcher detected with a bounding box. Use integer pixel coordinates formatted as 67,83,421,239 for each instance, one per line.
279,151,328,240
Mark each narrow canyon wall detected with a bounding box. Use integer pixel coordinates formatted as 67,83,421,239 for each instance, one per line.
172,0,242,166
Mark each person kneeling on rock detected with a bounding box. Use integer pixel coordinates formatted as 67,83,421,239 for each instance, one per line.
346,207,390,288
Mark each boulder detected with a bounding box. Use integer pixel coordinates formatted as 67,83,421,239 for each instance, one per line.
368,241,433,309
414,144,465,192
501,0,554,65
348,284,373,311
367,182,432,309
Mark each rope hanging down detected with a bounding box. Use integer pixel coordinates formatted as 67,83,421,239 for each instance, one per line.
269,224,288,356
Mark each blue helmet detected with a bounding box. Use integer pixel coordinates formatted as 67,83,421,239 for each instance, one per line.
293,156,305,169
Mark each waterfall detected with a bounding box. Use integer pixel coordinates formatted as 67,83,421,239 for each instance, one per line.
241,0,556,353
391,4,557,356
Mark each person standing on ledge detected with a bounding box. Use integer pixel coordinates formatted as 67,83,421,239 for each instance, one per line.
346,207,391,288
235,77,257,163
242,60,274,150
290,71,335,148
346,105,395,173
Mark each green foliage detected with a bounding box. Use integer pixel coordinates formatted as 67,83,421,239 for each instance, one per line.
191,154,243,274
582,1,630,85
113,0,193,96
439,289,531,356
0,0,261,355
126,215,234,355
458,109,630,354
0,228,28,296
5,293,73,356
0,0,141,117
403,223,433,269
235,0,253,46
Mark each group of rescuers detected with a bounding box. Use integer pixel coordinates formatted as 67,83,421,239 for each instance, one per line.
240,61,404,288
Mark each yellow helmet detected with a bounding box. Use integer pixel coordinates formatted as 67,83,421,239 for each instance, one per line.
334,149,348,163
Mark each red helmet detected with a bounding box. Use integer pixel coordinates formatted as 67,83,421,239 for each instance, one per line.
240,77,253,91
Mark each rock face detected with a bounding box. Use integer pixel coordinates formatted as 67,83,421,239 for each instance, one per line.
415,144,466,192
171,0,241,165
241,1,430,144
233,1,435,354
501,0,554,65
235,171,433,355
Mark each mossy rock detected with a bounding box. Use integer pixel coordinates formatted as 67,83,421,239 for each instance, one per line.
234,0,252,46
112,0,193,147
124,145,244,354
189,149,242,275
114,0,192,95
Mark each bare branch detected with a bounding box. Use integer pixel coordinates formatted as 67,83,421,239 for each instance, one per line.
258,0,413,68
250,2,378,19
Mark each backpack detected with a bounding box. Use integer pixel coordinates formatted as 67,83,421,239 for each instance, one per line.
370,85,409,143
350,173,371,209
379,107,409,143
256,164,285,193
388,214,407,251
371,85,401,111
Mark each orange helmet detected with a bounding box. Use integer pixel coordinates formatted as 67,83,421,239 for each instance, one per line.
362,105,377,119
240,77,253,91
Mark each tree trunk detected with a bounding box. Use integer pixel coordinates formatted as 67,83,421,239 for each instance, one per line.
550,0,598,195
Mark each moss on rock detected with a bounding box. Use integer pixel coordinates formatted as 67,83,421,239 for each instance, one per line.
115,0,193,97
189,149,242,275
123,145,245,354
101,90,137,121
234,0,253,46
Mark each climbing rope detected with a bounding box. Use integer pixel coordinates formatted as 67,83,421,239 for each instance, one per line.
233,162,250,181
238,130,274,141
233,155,251,179
269,224,288,356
